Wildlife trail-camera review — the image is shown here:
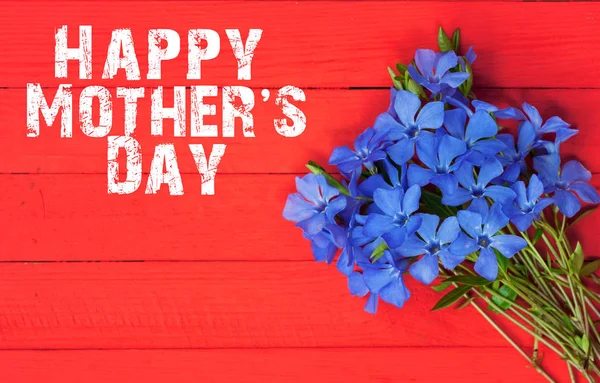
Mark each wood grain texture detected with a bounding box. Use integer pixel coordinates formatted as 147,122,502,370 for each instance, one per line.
2,1,599,382
0,261,539,349
1,174,598,261
4,88,600,174
0,349,567,383
1,2,600,88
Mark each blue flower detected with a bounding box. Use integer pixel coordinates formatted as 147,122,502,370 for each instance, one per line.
407,49,470,97
454,200,527,280
358,159,407,198
396,215,463,284
363,185,422,248
329,127,388,174
534,154,600,218
521,102,577,146
347,241,411,314
408,133,466,195
503,175,553,231
374,90,444,165
458,46,477,66
442,158,516,207
444,108,505,165
495,122,536,182
283,174,347,263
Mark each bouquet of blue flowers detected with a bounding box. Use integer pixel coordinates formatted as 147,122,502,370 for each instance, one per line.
283,28,600,382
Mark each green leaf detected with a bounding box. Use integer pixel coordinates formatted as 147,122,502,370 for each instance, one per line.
452,28,460,52
431,285,472,311
532,228,544,245
306,161,350,196
396,63,407,75
574,334,590,354
387,66,403,90
561,314,576,333
550,267,567,275
370,241,388,262
491,285,517,311
406,79,425,98
444,275,492,286
580,259,600,277
571,242,584,274
420,189,457,218
463,60,473,96
494,249,510,275
437,26,453,52
432,281,451,292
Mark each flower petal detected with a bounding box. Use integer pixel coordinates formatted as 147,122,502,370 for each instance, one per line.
527,174,545,203
441,72,470,88
348,271,369,297
438,248,466,270
438,134,467,169
570,182,600,204
353,128,375,154
416,213,439,241
408,164,435,187
396,234,426,257
533,154,560,183
283,193,317,222
484,185,517,205
443,108,467,140
364,213,397,238
329,146,358,166
466,110,498,143
457,210,483,239
373,112,406,141
414,49,436,78
373,188,403,217
484,203,509,235
449,232,479,256
364,293,379,314
297,213,326,236
441,187,472,206
478,158,504,187
522,102,543,129
415,135,438,170
337,248,355,276
380,276,410,308
359,174,392,198
402,184,422,215
553,189,581,218
541,116,570,134
562,160,592,184
474,247,498,281
510,213,534,232
431,173,458,195
409,253,439,285
490,235,526,259
325,197,347,222
387,138,414,166
393,90,421,127
435,51,458,76
517,122,536,154
416,101,444,130
438,216,460,244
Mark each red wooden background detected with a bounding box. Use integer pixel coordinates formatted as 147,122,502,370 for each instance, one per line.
1,1,600,382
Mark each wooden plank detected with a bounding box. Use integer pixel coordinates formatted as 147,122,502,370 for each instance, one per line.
1,174,598,261
3,88,600,174
0,261,537,349
1,2,600,88
0,348,568,383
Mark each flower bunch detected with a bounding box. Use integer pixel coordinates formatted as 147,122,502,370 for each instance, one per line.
283,28,600,382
